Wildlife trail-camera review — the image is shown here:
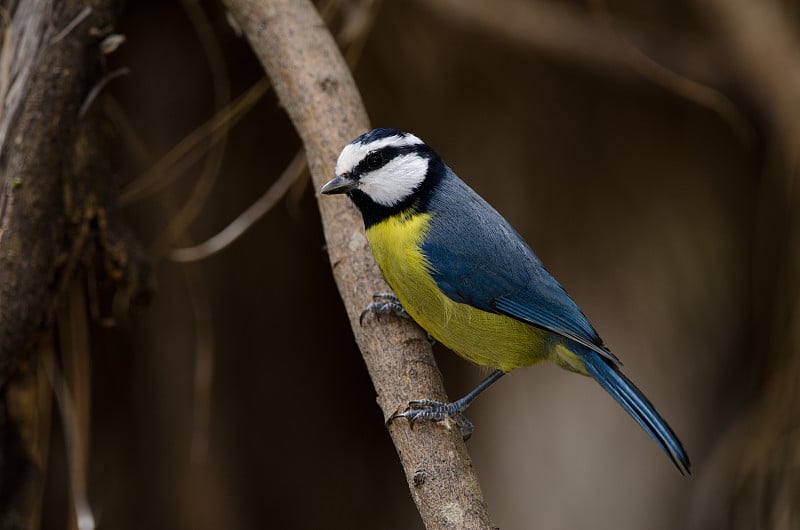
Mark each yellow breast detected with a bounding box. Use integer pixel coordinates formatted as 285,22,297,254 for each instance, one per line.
365,210,550,372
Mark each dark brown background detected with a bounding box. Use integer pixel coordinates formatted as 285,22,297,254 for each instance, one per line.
43,0,777,528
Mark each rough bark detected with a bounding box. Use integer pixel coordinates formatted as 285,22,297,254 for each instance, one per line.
0,1,137,527
0,0,128,385
221,0,494,528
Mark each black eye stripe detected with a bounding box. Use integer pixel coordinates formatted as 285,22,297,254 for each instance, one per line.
352,145,424,179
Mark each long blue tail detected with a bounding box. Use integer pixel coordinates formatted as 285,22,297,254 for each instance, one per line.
579,346,691,474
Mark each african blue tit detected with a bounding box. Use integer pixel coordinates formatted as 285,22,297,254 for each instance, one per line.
321,128,690,473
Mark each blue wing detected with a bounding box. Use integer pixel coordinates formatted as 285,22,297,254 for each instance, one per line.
419,168,692,473
422,170,619,365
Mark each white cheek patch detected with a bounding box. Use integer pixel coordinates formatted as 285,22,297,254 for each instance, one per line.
359,153,429,207
335,133,423,176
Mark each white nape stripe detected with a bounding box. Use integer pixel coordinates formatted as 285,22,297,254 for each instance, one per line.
358,153,428,207
335,133,423,176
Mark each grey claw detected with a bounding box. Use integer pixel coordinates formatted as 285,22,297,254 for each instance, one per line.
359,293,410,325
372,292,397,302
393,399,474,441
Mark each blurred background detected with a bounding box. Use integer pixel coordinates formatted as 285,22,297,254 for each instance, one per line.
37,0,799,528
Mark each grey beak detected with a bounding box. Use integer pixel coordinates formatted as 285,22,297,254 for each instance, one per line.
320,174,356,195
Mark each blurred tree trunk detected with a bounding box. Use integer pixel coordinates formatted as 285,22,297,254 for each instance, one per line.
0,1,143,527
696,0,800,527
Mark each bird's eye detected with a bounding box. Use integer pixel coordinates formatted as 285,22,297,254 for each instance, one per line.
366,152,384,169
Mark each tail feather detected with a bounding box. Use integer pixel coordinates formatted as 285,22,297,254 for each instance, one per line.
579,346,691,474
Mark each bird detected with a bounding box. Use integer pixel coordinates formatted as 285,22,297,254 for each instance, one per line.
320,128,690,474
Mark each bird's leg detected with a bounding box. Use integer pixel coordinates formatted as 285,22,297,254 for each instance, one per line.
391,370,505,440
360,293,437,345
359,292,409,325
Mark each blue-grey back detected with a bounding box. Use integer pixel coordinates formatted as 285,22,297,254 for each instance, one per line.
421,166,604,347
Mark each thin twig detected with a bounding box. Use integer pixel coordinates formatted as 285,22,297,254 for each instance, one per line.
78,66,129,118
0,16,14,123
49,6,91,44
43,331,95,530
587,0,753,144
425,0,735,91
119,77,269,204
56,281,94,530
170,149,307,262
168,0,378,262
103,95,153,167
183,258,215,464
147,0,232,260
161,0,230,474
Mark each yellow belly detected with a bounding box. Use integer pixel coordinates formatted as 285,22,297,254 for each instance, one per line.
365,211,553,372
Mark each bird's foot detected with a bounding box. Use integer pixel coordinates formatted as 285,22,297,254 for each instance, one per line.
360,293,409,325
391,399,474,441
359,293,437,345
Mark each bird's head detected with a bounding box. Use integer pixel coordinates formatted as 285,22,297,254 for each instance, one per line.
321,129,441,221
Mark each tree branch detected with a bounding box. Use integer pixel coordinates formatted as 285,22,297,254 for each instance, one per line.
424,0,737,93
221,1,494,527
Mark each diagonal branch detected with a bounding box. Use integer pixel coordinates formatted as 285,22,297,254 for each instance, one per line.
221,0,494,527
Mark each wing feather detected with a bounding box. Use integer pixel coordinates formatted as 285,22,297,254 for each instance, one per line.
422,170,619,365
